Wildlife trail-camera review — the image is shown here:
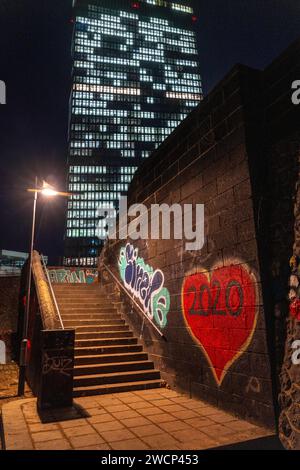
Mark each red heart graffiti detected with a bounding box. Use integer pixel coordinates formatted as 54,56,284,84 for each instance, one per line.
182,265,258,385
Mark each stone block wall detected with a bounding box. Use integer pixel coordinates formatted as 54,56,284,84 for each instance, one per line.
100,39,300,432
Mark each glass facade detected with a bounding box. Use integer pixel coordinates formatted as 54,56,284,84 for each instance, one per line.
64,0,202,267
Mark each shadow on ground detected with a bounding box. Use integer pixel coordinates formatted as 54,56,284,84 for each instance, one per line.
214,436,285,450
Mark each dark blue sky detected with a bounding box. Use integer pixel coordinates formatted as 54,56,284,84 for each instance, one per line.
0,0,299,263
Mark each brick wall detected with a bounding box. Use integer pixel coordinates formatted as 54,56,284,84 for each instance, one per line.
100,39,300,430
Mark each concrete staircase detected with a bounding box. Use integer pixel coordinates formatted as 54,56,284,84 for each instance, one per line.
52,283,162,397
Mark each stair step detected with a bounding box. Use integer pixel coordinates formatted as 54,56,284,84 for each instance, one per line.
56,296,107,302
74,360,154,376
73,379,163,397
52,287,101,291
58,300,117,313
73,369,161,387
75,331,133,339
75,344,143,355
75,337,138,347
61,314,121,321
60,306,114,312
74,324,129,332
75,352,148,365
66,322,127,330
63,319,125,327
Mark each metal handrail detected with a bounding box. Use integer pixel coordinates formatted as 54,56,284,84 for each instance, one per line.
41,255,64,330
103,262,166,340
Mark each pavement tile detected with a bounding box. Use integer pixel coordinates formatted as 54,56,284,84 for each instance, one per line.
100,429,136,443
94,397,123,406
22,402,36,414
70,433,105,448
118,395,145,404
158,420,193,433
225,420,260,432
202,424,236,437
24,416,41,425
111,410,141,420
141,394,165,402
31,430,64,443
142,433,180,450
75,443,111,450
73,399,99,409
93,420,125,432
104,404,131,413
59,418,88,428
178,437,217,450
197,406,222,416
28,423,59,433
87,413,116,425
63,424,98,438
184,417,215,429
172,410,199,420
215,433,242,446
110,439,150,450
172,428,208,443
148,413,177,424
133,390,162,397
137,407,165,417
159,404,186,413
34,439,72,450
129,401,154,410
84,407,107,416
120,417,152,428
171,398,196,405
131,424,163,437
150,399,174,407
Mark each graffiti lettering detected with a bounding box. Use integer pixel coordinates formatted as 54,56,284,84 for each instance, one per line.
292,340,300,365
42,352,73,377
182,264,258,385
48,268,98,284
188,278,244,317
119,244,170,328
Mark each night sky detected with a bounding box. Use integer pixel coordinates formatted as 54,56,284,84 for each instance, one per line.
0,0,299,264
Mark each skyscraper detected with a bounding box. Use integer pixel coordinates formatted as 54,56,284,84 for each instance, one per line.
64,0,202,267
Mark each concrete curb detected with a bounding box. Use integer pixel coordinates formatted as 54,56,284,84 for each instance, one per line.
2,398,36,450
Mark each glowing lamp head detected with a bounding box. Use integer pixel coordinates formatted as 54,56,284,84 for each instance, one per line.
41,188,58,197
41,181,58,197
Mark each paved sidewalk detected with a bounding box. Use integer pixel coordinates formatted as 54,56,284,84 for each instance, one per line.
1,388,274,450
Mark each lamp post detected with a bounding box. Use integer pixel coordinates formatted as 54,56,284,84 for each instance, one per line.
18,179,71,396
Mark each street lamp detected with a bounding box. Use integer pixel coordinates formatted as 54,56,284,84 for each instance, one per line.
18,178,71,396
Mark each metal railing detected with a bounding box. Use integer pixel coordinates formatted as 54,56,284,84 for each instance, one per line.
103,262,166,340
41,254,64,330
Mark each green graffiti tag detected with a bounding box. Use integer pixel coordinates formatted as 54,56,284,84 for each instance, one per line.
119,244,170,329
